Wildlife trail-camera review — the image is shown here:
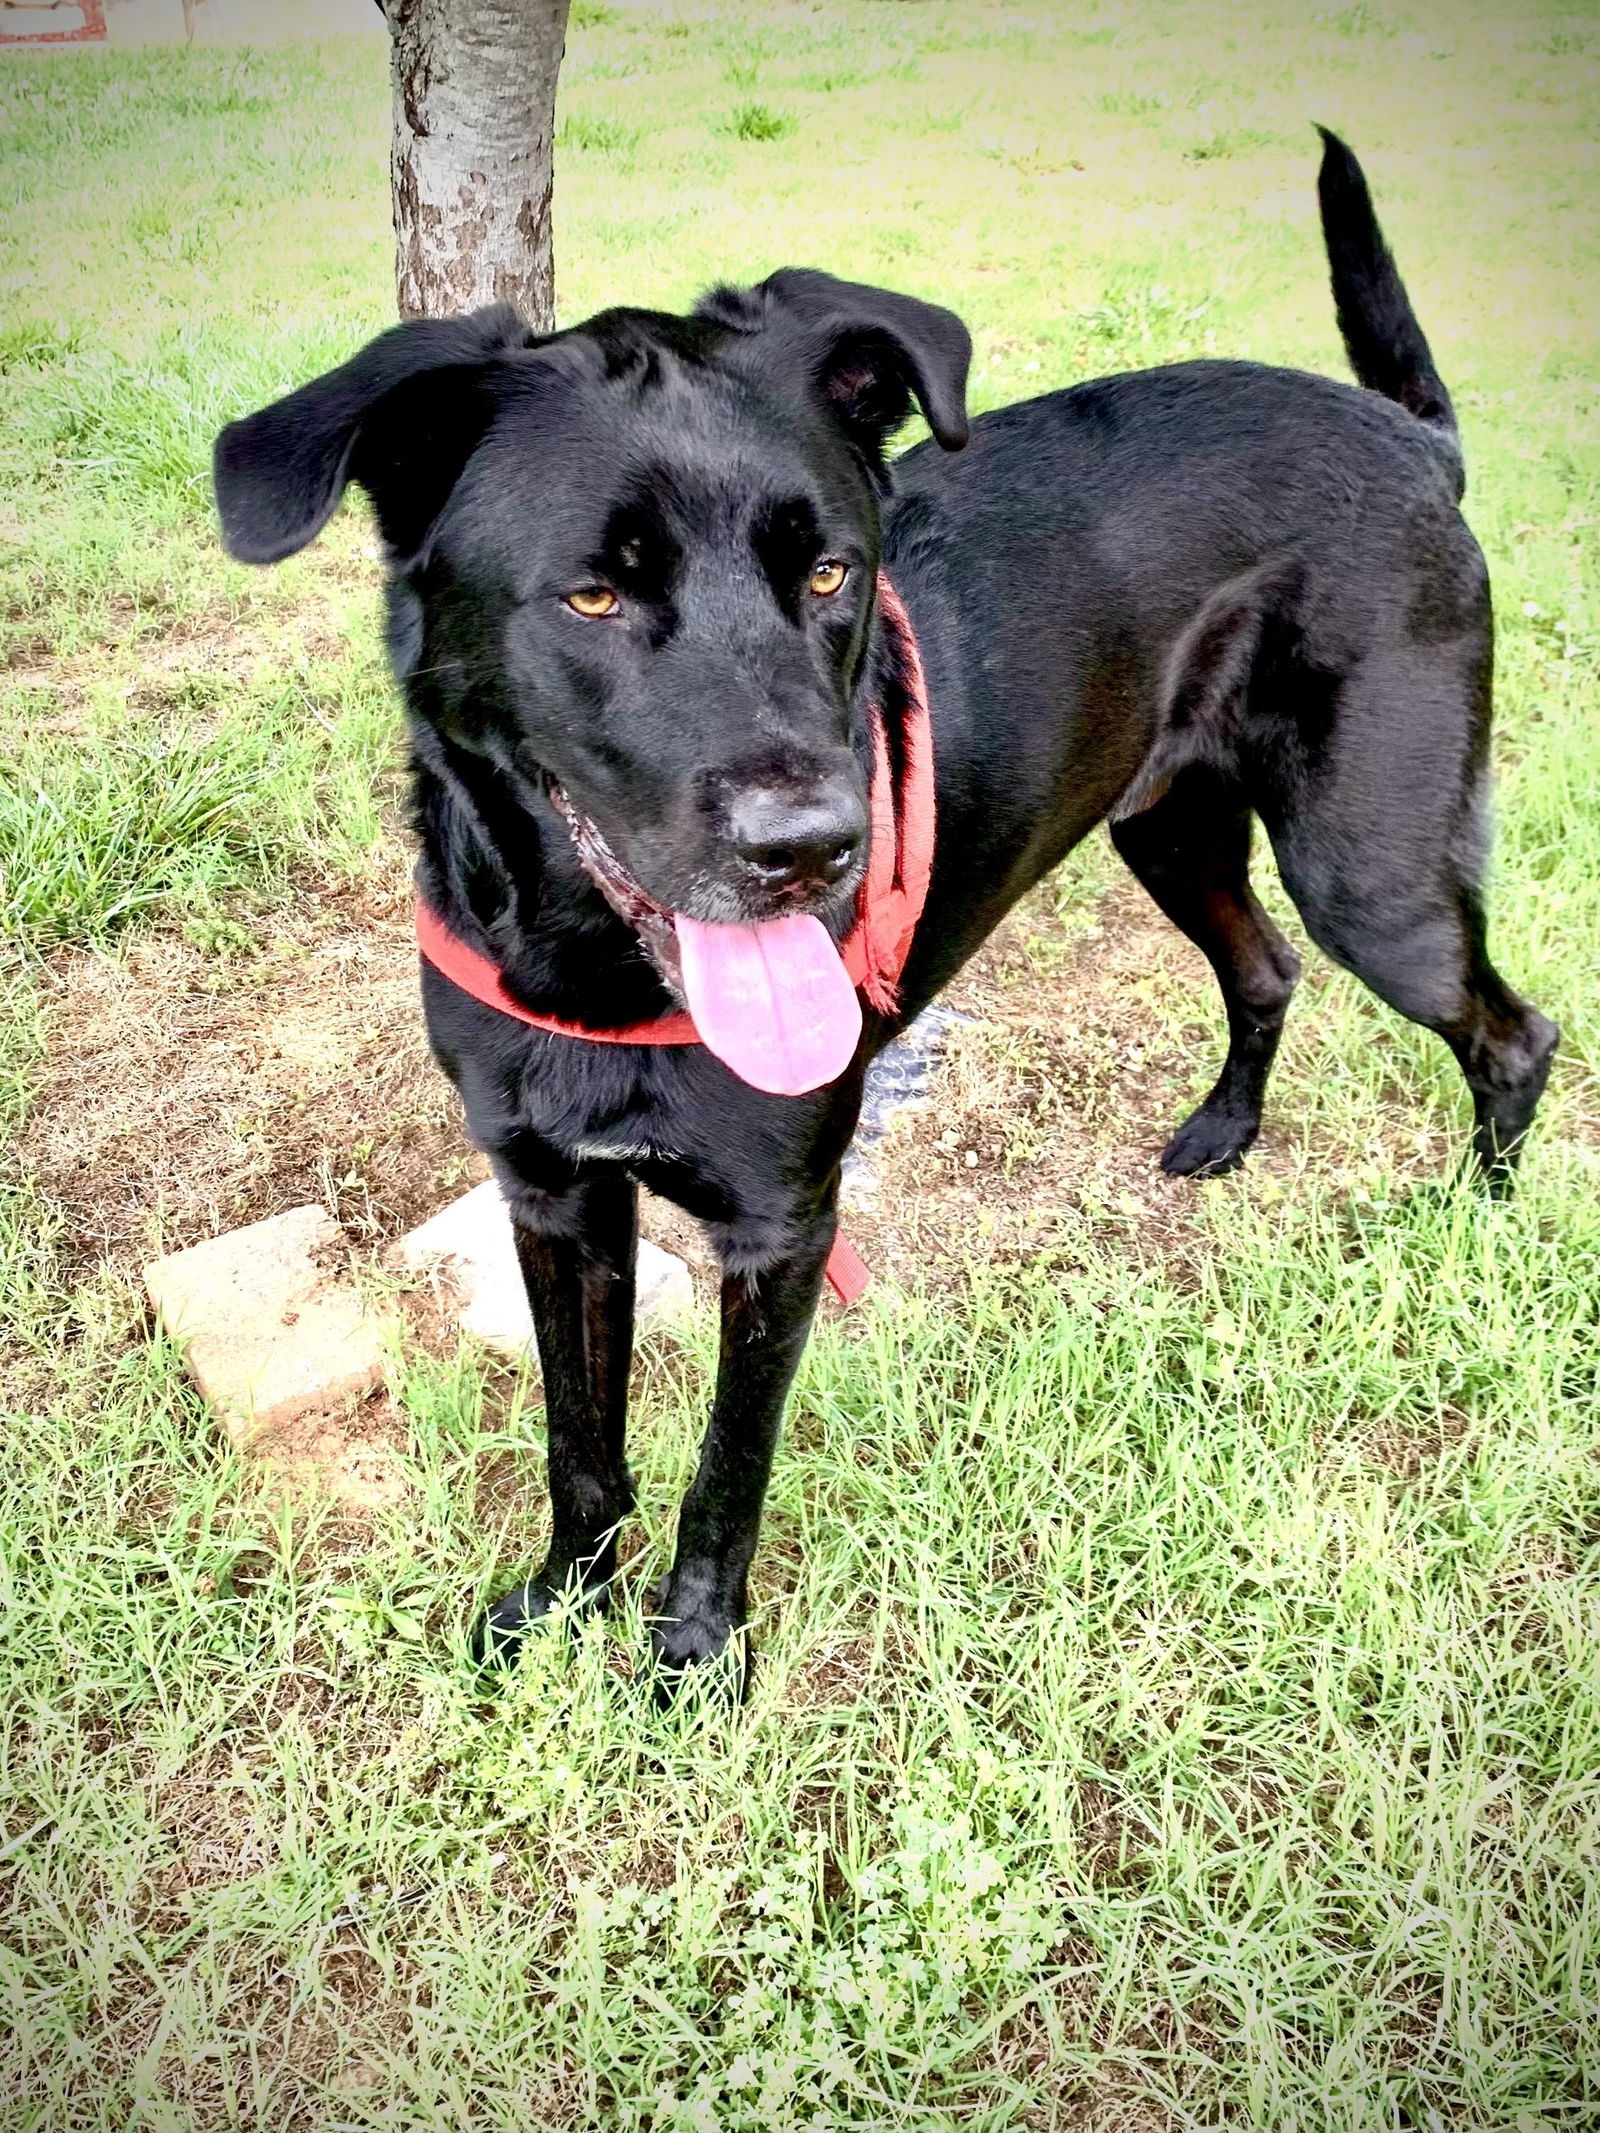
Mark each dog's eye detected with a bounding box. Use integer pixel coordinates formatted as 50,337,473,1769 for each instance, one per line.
565,586,620,619
808,560,848,598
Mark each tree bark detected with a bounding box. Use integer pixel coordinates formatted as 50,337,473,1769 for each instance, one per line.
384,0,571,328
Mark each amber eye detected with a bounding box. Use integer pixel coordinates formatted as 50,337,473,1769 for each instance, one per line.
565,586,619,618
808,559,848,598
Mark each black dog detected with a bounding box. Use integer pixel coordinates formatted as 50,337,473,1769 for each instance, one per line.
214,133,1556,1693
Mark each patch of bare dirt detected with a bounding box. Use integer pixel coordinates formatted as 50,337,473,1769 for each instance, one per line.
17,859,471,1270
6,603,355,727
838,873,1234,1295
835,854,1485,1304
1362,1405,1475,1479
785,1629,874,1705
254,1393,415,1514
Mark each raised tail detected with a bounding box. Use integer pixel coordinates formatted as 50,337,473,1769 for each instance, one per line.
1316,127,1458,449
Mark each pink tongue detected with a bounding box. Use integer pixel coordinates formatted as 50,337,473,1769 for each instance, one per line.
675,912,862,1095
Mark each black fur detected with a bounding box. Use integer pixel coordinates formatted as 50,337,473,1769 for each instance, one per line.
214,134,1556,1696
1316,126,1457,443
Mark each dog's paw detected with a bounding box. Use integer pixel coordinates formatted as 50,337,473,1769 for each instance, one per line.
648,1601,751,1709
471,1575,609,1670
1159,1105,1257,1178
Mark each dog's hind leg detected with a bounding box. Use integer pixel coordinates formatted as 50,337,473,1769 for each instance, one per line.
475,1166,638,1662
1274,848,1557,1192
1441,939,1559,1184
1262,689,1558,1192
1111,767,1302,1176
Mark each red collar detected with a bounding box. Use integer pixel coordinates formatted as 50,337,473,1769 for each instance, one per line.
414,572,935,1307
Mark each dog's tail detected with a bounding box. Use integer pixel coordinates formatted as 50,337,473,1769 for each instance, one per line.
1316,127,1459,457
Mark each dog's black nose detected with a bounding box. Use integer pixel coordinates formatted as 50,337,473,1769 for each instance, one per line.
728,786,865,896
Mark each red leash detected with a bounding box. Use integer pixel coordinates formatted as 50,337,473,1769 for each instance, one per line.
416,572,934,1306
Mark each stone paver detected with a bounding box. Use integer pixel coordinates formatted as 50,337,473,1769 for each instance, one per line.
144,1204,393,1445
394,1181,695,1359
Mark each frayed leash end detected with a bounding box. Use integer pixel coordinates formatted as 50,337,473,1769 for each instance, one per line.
824,1232,872,1307
861,969,900,1017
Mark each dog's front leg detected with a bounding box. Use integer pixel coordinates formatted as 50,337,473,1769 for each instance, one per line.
651,1196,835,1699
475,1168,638,1661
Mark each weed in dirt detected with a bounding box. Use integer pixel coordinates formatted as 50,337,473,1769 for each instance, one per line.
719,100,797,143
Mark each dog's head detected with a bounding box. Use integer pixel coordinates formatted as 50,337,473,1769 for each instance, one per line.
213,273,969,933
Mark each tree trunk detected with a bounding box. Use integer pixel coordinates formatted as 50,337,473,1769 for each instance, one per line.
384,0,571,328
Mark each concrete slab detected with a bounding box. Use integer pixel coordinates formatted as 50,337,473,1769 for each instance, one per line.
395,1180,695,1360
0,0,105,45
145,1204,394,1445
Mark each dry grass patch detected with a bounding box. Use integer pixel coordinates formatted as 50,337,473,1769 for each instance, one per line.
16,863,466,1270
845,871,1255,1293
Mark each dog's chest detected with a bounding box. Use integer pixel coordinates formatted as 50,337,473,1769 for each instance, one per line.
512,1038,745,1199
433,984,830,1233
564,1121,671,1166
505,1038,808,1231
522,1056,685,1172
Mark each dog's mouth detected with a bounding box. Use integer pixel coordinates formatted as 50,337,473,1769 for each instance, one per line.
550,785,687,986
550,786,863,1096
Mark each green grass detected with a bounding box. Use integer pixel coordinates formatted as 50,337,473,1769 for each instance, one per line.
558,111,643,158
719,100,797,143
2,2,1599,2125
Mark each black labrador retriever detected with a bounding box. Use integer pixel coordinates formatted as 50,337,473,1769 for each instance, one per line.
213,134,1556,1694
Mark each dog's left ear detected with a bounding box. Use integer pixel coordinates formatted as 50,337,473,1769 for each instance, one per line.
704,269,971,466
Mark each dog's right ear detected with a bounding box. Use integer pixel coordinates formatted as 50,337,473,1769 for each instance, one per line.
213,304,538,565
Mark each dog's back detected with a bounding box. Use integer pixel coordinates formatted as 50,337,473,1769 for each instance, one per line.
885,131,1492,1007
